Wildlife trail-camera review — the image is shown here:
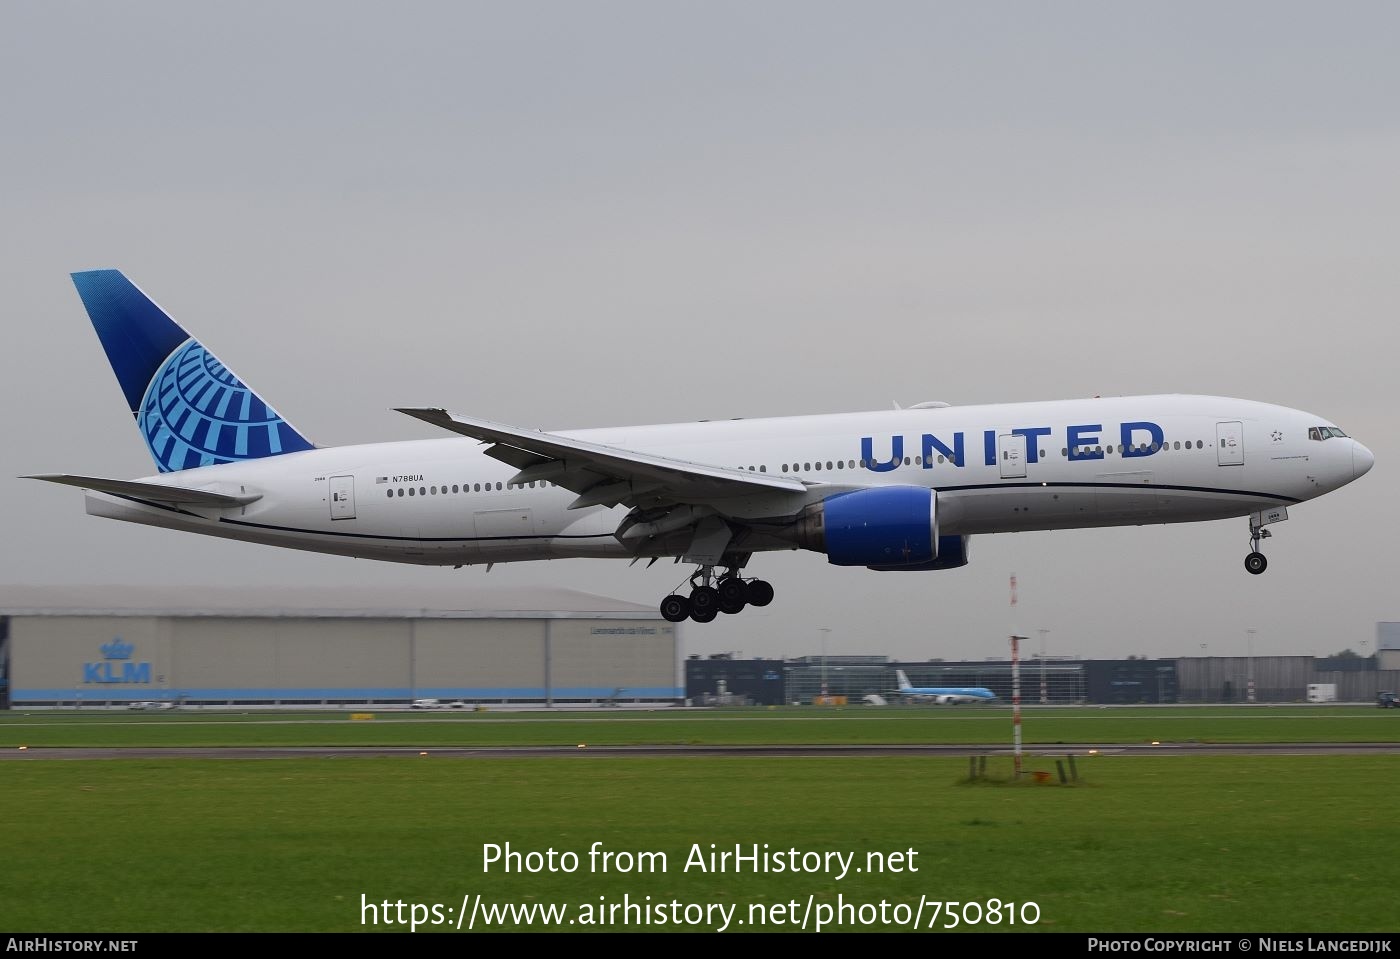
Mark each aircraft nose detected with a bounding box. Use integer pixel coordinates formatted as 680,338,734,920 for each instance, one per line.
1353,441,1375,480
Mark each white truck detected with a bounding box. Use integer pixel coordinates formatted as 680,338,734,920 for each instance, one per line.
1306,683,1337,703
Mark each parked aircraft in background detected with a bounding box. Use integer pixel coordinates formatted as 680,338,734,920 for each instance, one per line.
894,670,997,705
29,271,1374,624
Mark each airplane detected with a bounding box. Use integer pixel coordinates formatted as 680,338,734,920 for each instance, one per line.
894,670,997,705
27,271,1374,625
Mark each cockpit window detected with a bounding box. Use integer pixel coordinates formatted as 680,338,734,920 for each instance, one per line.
1310,426,1349,441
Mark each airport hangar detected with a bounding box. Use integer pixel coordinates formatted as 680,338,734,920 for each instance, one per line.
0,585,678,708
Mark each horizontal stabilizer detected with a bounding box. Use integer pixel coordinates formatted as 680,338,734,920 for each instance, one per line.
23,474,261,508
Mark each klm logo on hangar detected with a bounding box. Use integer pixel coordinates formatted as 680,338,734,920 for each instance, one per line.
82,638,151,685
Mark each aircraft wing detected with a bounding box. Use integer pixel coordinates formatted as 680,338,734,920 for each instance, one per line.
24,474,262,508
396,407,810,510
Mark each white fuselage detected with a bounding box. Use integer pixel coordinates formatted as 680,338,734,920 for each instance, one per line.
83,395,1369,567
900,689,997,704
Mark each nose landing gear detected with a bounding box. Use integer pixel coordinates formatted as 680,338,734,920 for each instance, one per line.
1244,508,1287,575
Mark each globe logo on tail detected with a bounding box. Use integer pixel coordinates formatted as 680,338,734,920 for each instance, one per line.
138,339,303,473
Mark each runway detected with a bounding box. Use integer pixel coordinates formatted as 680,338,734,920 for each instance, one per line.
4,742,1399,759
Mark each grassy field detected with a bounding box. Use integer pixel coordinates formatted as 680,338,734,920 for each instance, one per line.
1,754,1397,933
2,708,1395,933
0,705,1396,747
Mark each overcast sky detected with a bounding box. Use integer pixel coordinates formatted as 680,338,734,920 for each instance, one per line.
3,2,1396,663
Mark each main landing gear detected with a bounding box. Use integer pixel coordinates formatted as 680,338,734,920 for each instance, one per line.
659,565,774,623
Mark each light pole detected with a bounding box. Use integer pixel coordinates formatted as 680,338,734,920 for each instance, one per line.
1246,629,1256,703
818,627,831,699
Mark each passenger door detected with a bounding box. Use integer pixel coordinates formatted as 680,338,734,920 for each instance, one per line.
329,475,356,519
1216,422,1244,466
998,433,1027,479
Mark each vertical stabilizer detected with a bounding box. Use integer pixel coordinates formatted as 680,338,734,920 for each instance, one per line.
71,270,315,473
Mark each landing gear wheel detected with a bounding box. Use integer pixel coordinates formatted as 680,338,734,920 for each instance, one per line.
690,585,719,616
660,594,691,623
716,577,747,613
690,607,717,623
746,579,774,607
1244,552,1268,575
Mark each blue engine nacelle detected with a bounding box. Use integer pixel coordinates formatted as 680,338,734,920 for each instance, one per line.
793,486,967,569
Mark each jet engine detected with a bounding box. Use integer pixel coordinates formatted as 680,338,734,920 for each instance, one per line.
791,486,969,570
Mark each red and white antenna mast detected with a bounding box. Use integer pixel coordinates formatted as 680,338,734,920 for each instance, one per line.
1010,573,1023,779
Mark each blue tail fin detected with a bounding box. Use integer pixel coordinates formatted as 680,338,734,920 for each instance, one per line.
71,270,315,473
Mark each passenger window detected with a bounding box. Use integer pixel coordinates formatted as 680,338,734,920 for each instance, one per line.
386,490,392,498
408,488,415,496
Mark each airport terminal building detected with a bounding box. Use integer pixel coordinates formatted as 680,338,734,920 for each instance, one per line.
0,585,679,707
687,653,1400,706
